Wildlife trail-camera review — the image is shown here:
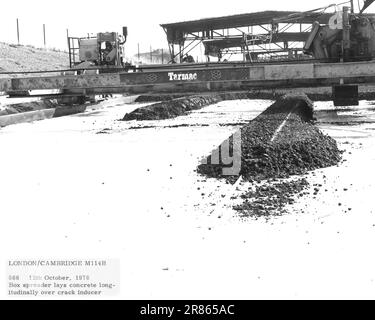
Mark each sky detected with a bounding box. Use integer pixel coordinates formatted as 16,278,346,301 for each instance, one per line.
0,0,372,56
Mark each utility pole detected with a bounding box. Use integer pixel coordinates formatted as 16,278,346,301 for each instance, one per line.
43,24,46,47
16,18,20,45
137,43,140,62
150,46,152,63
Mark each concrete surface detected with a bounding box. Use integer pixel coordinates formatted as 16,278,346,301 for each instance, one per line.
0,95,374,300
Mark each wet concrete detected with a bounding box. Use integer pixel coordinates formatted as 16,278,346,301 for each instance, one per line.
315,102,375,127
1,96,375,299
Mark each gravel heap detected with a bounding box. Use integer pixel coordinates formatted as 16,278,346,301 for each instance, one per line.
197,94,342,218
123,92,275,121
123,95,223,121
198,94,341,181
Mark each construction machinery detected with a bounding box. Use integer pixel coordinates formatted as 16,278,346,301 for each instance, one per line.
2,2,375,107
67,27,134,72
304,2,375,61
161,1,375,64
270,1,375,104
273,1,375,62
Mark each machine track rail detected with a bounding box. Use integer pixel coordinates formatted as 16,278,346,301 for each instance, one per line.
1,60,375,99
0,57,341,77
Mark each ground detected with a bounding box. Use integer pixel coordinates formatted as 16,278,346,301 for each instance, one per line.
0,96,374,299
0,42,68,74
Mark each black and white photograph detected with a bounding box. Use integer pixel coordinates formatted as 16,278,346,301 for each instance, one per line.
1,0,375,305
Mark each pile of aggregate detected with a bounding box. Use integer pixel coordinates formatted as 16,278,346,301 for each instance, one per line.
197,93,342,218
123,95,223,121
122,92,272,121
198,94,341,181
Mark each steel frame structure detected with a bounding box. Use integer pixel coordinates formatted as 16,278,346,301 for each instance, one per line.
160,11,335,63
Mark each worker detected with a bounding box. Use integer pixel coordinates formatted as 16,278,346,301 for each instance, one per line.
218,51,222,62
182,54,195,63
102,41,114,64
105,41,113,52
